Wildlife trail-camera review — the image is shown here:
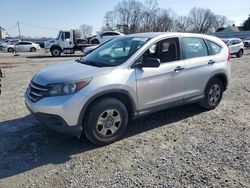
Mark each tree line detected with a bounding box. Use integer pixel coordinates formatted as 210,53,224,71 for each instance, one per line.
101,0,228,34
79,0,250,37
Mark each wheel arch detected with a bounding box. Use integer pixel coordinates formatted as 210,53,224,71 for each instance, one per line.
50,45,62,51
78,89,137,128
7,47,14,52
205,73,228,93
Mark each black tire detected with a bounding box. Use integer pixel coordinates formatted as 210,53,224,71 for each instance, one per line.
91,39,100,44
30,47,36,52
83,98,128,145
236,49,243,58
199,78,223,110
51,47,62,57
7,47,14,52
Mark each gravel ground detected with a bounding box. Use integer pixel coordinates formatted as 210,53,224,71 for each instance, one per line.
0,50,249,188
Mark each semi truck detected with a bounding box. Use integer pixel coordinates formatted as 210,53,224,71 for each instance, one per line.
44,30,94,57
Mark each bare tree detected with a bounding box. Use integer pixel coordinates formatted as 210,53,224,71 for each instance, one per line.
79,24,93,37
188,7,227,33
101,1,229,34
104,11,117,31
115,0,144,34
153,9,173,32
214,15,228,30
141,0,159,32
174,16,192,32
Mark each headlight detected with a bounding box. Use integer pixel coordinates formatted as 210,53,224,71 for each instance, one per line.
49,79,91,96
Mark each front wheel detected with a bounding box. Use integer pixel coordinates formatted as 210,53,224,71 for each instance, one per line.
51,48,61,57
199,78,223,110
84,98,128,145
236,49,243,58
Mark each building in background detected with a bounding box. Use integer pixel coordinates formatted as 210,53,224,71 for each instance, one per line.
216,24,242,33
0,27,9,39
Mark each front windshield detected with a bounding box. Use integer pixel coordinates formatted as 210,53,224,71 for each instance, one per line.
56,32,61,40
80,37,149,67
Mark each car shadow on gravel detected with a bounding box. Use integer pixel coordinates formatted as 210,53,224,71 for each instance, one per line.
0,115,97,180
125,104,206,138
0,104,206,179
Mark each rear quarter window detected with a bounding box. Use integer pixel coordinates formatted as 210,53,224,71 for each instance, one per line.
206,40,222,55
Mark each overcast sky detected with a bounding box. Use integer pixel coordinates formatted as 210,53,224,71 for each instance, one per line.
1,0,249,38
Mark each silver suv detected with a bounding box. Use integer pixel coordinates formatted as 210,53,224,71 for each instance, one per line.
25,33,231,145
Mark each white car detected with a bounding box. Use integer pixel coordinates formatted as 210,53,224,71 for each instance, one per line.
4,41,40,52
221,38,244,58
243,37,250,48
89,31,124,44
0,39,20,51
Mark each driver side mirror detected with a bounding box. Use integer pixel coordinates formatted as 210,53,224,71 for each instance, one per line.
132,58,160,68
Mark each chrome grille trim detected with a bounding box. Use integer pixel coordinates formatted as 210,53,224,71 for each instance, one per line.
30,82,48,91
27,81,50,102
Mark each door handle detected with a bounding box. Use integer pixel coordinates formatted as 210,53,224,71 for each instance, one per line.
208,60,215,65
174,66,185,72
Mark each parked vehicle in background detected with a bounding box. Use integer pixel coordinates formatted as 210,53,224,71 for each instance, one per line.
82,45,99,56
221,38,244,58
36,41,45,48
0,39,20,51
0,39,10,45
3,41,41,52
44,30,93,57
82,39,114,56
243,37,250,48
89,31,124,44
25,32,231,145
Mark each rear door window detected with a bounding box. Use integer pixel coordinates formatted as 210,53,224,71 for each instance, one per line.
182,37,208,59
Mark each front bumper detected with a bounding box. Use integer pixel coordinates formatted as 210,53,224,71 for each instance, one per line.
25,92,86,137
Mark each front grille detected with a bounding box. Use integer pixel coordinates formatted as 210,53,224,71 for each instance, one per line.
27,81,49,102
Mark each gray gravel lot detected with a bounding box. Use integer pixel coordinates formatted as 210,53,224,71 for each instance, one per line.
0,50,249,188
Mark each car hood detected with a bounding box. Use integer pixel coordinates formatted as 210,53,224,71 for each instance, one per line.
32,61,113,85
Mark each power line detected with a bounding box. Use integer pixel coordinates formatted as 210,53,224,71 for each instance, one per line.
6,24,17,30
18,21,61,31
215,8,250,14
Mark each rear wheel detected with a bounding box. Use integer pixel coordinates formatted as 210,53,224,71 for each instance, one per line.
30,47,36,52
83,98,128,145
51,47,62,57
236,49,243,58
7,47,14,52
91,39,99,44
199,78,223,110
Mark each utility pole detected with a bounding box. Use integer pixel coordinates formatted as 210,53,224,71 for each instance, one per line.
17,21,21,39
